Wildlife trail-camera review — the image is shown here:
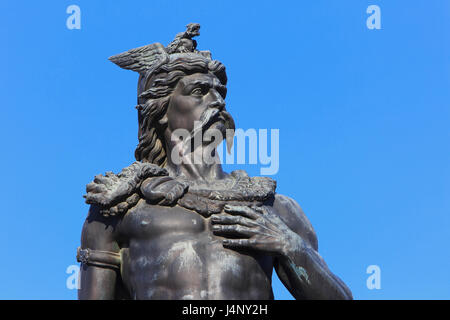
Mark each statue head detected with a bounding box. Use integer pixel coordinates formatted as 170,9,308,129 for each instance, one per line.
185,23,200,37
109,24,235,167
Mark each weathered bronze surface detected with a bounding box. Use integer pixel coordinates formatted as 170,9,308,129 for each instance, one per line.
78,24,352,300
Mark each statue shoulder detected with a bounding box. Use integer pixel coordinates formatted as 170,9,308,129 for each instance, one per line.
83,162,168,216
271,194,318,250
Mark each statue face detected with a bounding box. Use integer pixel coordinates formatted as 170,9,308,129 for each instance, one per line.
166,72,227,135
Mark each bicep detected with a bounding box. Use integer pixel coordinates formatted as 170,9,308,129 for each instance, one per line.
272,194,320,299
78,205,120,300
81,205,119,251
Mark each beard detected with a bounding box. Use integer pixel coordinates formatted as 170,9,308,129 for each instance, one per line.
183,106,235,156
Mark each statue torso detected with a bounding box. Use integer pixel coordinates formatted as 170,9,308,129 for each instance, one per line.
114,199,274,300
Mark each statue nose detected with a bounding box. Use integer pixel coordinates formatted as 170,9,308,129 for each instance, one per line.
209,90,225,110
209,101,225,111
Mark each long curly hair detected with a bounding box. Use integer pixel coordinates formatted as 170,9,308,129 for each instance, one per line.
134,54,227,166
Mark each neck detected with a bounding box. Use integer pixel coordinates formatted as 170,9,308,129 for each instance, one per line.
164,141,226,182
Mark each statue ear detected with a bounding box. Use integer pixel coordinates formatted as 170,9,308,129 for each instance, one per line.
157,97,171,126
158,114,168,126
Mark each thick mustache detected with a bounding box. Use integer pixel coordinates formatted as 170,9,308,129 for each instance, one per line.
221,110,235,154
182,105,235,156
190,102,231,136
193,107,220,135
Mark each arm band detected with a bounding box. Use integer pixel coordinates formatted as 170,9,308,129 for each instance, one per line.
77,247,121,270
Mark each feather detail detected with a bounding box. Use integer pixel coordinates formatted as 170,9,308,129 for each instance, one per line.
108,43,169,74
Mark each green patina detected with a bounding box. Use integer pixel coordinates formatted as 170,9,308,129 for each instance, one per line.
290,261,311,285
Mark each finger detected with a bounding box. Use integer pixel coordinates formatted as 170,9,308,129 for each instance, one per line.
211,214,258,227
224,205,260,220
253,205,269,215
222,239,257,248
212,224,257,237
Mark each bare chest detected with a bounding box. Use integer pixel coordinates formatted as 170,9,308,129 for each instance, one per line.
115,200,274,299
118,200,206,240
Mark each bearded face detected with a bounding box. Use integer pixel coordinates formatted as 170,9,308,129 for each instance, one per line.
166,73,231,131
134,54,231,166
164,72,235,158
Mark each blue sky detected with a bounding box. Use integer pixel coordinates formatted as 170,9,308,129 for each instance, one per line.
1,1,449,299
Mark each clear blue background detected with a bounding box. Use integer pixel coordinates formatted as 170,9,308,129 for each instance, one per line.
1,0,449,299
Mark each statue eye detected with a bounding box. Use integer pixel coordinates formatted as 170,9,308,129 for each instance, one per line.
191,87,207,96
191,88,202,95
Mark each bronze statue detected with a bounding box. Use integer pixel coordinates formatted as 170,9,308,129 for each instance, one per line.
77,24,353,300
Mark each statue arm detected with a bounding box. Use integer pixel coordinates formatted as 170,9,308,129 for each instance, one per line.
78,205,120,300
272,195,353,300
211,195,352,300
